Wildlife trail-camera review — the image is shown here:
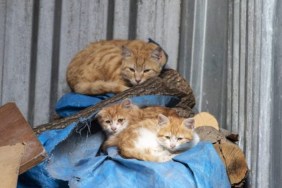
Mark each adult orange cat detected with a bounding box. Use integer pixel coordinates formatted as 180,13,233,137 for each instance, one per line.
67,39,167,95
103,114,200,162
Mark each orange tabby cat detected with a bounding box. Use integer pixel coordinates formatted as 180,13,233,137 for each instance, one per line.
97,99,178,136
67,39,167,95
103,114,200,162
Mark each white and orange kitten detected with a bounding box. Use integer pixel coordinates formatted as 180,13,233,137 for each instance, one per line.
103,114,200,162
157,114,200,154
96,99,140,136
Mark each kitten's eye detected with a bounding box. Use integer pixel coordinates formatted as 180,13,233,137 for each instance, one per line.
105,120,111,124
129,68,135,72
165,136,170,139
143,69,151,73
177,137,183,141
117,119,124,123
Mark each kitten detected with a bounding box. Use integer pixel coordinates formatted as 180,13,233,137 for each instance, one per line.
103,114,200,162
157,114,200,154
66,39,167,95
96,99,140,136
97,99,179,136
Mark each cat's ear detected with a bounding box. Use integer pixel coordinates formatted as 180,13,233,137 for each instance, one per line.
183,118,195,129
151,47,163,61
121,46,132,58
95,109,104,118
158,114,169,126
121,98,133,109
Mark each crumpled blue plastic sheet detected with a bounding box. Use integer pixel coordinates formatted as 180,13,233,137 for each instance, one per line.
55,93,181,118
18,93,230,188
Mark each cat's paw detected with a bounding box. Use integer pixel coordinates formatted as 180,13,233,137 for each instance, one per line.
120,85,130,92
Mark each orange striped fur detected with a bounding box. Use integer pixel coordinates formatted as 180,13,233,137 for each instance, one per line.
66,40,167,95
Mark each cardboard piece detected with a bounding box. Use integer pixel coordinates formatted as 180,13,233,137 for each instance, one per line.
194,112,219,130
0,143,25,188
0,103,46,174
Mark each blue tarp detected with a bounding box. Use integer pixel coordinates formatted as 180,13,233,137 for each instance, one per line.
18,93,230,188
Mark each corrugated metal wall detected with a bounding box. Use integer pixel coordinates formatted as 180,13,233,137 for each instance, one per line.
0,0,280,187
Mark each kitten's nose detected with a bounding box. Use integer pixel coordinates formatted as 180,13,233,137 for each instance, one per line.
111,127,117,131
135,79,141,84
170,144,176,149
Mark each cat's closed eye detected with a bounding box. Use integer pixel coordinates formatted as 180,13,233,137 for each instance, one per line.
105,120,111,124
186,139,192,142
118,118,124,123
128,68,135,72
165,136,170,139
177,137,183,141
143,69,151,73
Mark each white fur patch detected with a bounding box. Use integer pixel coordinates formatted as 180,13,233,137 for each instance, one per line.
134,128,160,150
193,132,200,146
175,132,200,152
133,128,177,162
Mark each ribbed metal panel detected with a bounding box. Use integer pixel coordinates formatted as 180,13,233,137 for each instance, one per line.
0,0,281,187
272,1,282,187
